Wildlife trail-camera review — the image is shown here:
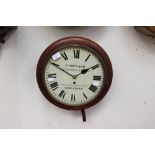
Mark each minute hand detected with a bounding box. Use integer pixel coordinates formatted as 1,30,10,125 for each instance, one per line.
51,63,75,78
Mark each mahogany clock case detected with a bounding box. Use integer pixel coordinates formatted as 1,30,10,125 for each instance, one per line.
36,37,113,110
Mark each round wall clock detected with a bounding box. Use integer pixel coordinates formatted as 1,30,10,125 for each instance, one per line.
36,37,113,122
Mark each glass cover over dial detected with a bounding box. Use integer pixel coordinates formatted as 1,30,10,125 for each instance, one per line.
44,46,105,106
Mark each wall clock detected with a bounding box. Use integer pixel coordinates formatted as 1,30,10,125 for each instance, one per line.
36,37,113,122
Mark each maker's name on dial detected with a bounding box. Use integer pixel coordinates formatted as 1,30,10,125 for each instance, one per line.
64,87,83,90
65,64,85,68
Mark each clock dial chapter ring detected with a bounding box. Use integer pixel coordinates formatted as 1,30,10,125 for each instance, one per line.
45,46,105,106
36,37,113,111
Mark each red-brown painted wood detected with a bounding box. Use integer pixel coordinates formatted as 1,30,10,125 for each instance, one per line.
36,36,113,110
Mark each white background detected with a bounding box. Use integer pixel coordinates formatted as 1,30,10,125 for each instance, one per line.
0,26,155,128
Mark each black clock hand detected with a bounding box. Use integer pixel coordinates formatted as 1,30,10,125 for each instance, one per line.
51,63,76,79
74,68,90,78
75,64,99,78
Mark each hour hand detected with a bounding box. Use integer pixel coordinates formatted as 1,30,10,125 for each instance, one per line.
75,64,99,78
74,68,90,78
80,68,90,74
81,64,100,74
81,64,99,74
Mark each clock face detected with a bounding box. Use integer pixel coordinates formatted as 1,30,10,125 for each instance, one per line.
44,46,105,106
37,37,113,110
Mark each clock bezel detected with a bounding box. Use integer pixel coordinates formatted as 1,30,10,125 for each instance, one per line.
36,37,113,110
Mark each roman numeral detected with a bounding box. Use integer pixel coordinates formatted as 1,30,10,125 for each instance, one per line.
85,54,90,62
93,76,101,81
59,90,66,98
83,93,87,99
92,64,99,70
50,82,58,90
71,94,75,101
61,52,68,60
89,84,98,93
48,73,56,78
73,49,80,59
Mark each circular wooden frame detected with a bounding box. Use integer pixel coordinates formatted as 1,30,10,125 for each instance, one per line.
36,37,113,110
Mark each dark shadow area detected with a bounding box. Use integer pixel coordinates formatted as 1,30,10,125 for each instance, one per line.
0,26,17,43
0,26,17,53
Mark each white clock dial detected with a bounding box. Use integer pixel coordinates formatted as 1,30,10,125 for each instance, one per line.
44,46,105,106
